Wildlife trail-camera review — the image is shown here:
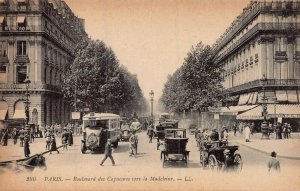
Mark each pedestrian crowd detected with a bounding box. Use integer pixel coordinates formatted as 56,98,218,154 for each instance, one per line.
43,123,74,154
0,122,77,158
218,121,294,142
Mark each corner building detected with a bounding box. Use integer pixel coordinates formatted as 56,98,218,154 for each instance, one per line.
0,0,87,128
213,1,300,129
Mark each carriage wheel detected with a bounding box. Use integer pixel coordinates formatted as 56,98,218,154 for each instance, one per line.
200,151,206,167
208,154,218,170
233,153,243,172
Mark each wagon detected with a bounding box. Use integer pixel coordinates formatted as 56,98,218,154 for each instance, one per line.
160,128,190,167
199,140,242,172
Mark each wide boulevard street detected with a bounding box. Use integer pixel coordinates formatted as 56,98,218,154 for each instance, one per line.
0,127,300,191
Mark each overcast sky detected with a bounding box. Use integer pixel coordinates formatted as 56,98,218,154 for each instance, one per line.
64,0,249,100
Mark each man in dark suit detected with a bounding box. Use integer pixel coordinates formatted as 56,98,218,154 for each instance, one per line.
210,129,219,141
100,139,115,166
24,133,31,157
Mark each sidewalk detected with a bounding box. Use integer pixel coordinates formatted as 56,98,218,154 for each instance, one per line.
229,132,300,160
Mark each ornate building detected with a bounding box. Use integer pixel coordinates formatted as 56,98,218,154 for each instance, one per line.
212,1,300,129
0,0,87,128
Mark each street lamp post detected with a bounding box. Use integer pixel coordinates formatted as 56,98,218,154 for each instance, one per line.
260,74,269,139
24,76,31,132
149,90,154,123
273,97,277,125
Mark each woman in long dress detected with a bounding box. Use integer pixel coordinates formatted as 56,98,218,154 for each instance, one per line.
244,123,251,142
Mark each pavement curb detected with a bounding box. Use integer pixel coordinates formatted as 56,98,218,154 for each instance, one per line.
234,141,300,160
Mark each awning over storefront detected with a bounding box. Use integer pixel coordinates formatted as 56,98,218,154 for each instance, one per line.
219,105,258,115
251,92,258,104
276,90,288,102
12,101,25,119
238,93,251,105
237,104,300,119
0,16,4,23
0,109,7,120
17,16,26,23
0,101,8,120
13,110,25,119
287,90,298,103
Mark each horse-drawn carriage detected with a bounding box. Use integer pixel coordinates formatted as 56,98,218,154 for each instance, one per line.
199,140,242,171
160,128,190,167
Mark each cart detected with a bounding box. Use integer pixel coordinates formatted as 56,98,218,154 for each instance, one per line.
199,140,242,172
160,128,190,167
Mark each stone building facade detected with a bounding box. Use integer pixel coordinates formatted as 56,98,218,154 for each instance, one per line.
0,0,87,128
212,1,300,128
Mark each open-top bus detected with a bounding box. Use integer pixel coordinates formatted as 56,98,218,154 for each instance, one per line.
81,113,121,153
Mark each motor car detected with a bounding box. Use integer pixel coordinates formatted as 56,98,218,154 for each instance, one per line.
160,128,190,167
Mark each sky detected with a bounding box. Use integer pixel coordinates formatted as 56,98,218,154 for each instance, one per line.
64,0,250,100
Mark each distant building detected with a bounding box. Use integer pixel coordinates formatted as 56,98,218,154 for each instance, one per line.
0,0,87,128
212,1,300,130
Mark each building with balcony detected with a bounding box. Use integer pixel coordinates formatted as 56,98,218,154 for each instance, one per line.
0,0,87,128
212,1,300,130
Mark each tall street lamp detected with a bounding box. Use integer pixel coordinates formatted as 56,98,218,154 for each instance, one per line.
24,76,31,132
149,90,154,123
260,74,269,139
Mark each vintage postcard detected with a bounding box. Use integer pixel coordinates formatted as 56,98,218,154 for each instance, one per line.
0,0,300,191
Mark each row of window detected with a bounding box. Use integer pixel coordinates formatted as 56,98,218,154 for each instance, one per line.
0,40,69,67
0,65,26,84
0,64,64,85
1,16,74,51
0,41,26,56
223,53,259,71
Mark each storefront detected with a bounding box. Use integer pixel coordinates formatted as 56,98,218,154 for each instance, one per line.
237,104,300,132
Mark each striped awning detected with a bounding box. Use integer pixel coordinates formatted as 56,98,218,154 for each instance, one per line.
237,104,300,119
